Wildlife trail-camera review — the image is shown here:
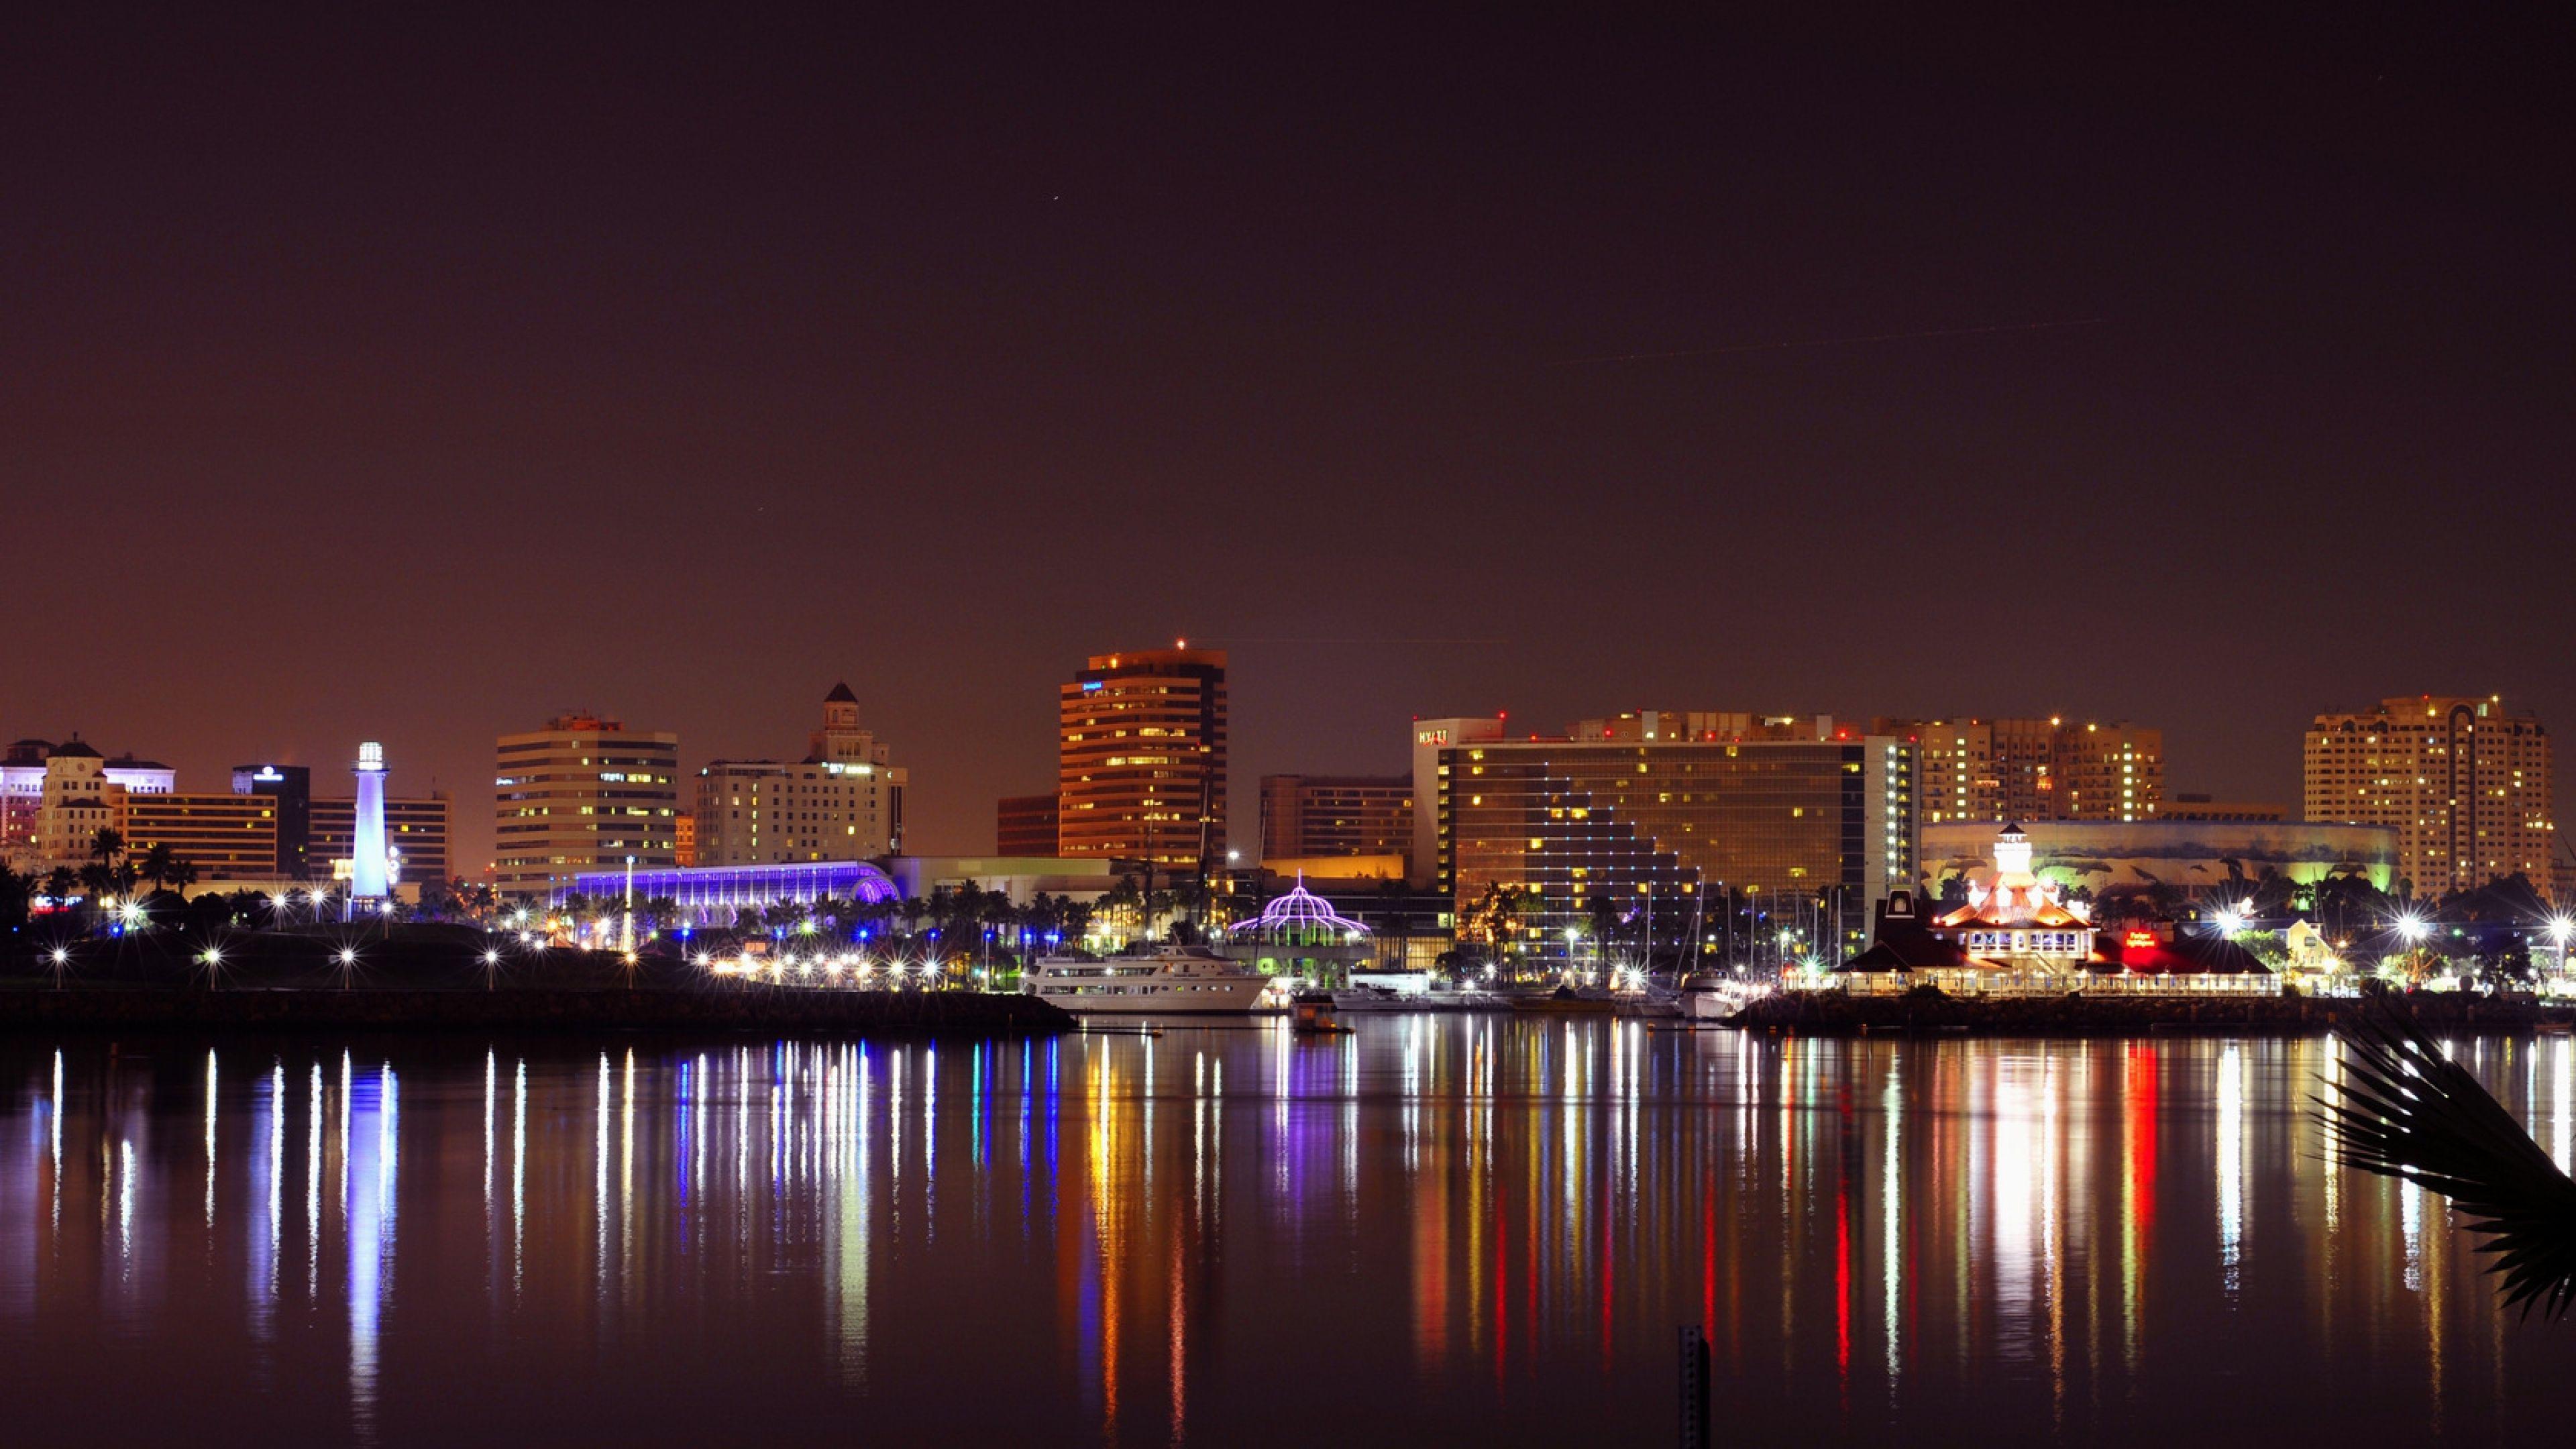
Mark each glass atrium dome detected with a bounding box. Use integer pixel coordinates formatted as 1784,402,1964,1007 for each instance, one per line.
1228,874,1372,947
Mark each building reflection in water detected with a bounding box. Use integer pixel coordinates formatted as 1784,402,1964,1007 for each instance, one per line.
4,1026,2576,1442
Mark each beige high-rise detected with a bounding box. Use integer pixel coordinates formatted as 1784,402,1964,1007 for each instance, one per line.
2304,695,2557,898
492,713,681,898
1872,716,2163,824
694,684,906,866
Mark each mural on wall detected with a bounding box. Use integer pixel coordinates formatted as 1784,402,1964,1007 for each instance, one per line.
1920,822,2399,899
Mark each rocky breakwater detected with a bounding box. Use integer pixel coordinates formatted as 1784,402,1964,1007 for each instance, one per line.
0,926,1072,1037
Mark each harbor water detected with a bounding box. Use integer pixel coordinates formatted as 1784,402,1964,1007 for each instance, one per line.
5,1020,2574,1445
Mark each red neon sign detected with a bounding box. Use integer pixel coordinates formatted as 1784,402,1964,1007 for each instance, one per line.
2123,930,2157,949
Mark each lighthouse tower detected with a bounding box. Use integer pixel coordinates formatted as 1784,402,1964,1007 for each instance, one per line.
347,741,390,919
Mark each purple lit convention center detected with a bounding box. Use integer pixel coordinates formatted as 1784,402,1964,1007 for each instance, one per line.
563,860,900,923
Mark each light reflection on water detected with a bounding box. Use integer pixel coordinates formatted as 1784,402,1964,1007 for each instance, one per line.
3,1023,2574,1446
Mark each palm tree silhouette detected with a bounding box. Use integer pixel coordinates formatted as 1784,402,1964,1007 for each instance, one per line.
138,842,178,893
2322,1003,2576,1320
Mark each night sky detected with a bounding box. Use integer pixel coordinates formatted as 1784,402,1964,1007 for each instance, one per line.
5,6,2571,871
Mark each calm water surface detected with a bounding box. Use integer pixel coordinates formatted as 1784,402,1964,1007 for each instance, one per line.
5,1020,2573,1446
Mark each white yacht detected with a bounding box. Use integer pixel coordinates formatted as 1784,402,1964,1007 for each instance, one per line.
1678,973,1763,1021
1022,945,1278,1015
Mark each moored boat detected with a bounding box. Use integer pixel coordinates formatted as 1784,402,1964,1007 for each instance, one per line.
1510,985,1615,1016
1022,945,1277,1015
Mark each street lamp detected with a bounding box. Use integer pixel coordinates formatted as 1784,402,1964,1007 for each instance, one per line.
2549,914,2573,984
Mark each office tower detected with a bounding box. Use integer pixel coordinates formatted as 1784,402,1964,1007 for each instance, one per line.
493,713,680,898
1057,647,1227,867
1258,775,1414,869
996,794,1061,855
231,764,314,877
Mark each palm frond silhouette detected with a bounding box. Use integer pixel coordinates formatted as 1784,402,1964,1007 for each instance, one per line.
2322,1003,2576,1320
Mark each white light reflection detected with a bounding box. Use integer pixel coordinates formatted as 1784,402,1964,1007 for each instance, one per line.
2555,1037,2572,1175
50,1051,62,1234
2217,1044,2243,1297
204,1050,219,1228
1882,1054,1901,1386
513,1059,527,1297
307,1063,323,1299
621,1049,635,1287
262,1062,283,1328
596,1053,610,1303
116,1138,135,1279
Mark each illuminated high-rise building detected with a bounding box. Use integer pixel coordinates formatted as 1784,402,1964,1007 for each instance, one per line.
493,713,680,898
694,684,906,866
1258,774,1413,871
1057,646,1227,868
1872,716,2161,824
1416,716,1917,959
2304,694,2557,898
3,736,174,870
119,792,282,881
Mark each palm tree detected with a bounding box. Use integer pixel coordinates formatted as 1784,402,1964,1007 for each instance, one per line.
2324,1002,2576,1320
138,842,179,894
1464,881,1526,963
89,826,124,871
166,856,198,896
0,866,32,930
42,867,77,906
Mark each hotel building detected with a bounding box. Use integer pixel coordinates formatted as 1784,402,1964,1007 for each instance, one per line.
996,793,1061,855
313,794,451,886
2304,694,2558,898
1413,715,1917,955
494,713,681,898
121,792,284,879
1258,774,1413,874
1057,647,1227,868
1872,716,2162,824
68,753,451,889
694,684,906,866
3,737,176,869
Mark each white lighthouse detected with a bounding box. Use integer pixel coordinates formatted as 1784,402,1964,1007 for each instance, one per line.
347,741,390,919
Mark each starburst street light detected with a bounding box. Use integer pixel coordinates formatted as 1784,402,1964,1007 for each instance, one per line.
2397,913,2431,944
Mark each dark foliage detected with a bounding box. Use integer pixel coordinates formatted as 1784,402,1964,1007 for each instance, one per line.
2322,1005,2576,1320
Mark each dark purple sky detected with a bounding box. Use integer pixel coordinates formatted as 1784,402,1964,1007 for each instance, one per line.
4,5,2571,871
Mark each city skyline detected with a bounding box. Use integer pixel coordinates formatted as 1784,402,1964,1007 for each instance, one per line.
5,9,2574,1445
1,682,2563,878
5,9,2571,881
